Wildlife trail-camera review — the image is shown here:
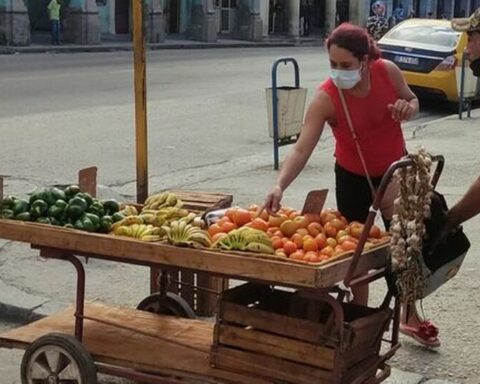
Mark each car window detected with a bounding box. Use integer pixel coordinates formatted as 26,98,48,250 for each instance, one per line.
385,25,460,48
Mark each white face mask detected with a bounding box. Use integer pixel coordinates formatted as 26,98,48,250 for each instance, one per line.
330,67,362,90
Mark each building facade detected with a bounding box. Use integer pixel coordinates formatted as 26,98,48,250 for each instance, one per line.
2,0,480,46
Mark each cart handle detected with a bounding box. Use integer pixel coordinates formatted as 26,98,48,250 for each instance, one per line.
343,154,445,287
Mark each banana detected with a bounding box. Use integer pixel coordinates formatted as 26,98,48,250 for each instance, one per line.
144,192,167,207
121,205,138,216
141,235,162,242
165,192,178,207
115,226,131,237
245,242,275,254
189,231,212,247
179,212,196,224
111,215,144,231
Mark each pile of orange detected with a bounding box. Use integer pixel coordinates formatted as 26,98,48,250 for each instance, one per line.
207,205,389,263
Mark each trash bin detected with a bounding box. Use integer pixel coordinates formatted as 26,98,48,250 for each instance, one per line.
265,86,307,139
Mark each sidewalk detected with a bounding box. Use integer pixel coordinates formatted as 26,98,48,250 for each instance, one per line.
0,33,323,55
1,109,478,383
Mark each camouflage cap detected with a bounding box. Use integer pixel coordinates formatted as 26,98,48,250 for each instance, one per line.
452,8,480,32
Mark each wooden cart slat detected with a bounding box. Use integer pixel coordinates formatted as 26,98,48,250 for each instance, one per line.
0,303,271,384
0,219,389,288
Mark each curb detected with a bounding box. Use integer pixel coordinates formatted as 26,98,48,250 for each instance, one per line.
0,40,321,55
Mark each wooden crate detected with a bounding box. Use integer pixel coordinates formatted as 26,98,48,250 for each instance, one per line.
211,283,392,384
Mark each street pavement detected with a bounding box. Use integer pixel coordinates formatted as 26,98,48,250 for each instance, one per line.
0,47,478,383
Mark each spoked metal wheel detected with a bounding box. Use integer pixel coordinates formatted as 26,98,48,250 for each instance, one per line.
21,333,97,384
137,292,196,319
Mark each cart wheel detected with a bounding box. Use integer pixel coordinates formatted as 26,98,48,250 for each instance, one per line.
137,292,196,319
20,332,97,384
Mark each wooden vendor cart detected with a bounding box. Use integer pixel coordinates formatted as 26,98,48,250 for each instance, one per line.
0,155,446,384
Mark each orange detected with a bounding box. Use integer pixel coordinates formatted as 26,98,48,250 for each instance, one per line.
272,237,284,250
319,245,334,257
247,203,260,212
288,210,300,219
211,232,227,243
289,250,305,260
293,215,310,228
320,212,337,226
266,226,280,237
307,222,323,237
330,218,346,231
283,241,298,255
341,240,357,252
304,251,320,263
207,224,223,237
315,233,327,249
291,233,304,249
220,221,237,233
326,237,337,248
324,222,338,238
349,223,364,239
336,229,348,240
248,218,269,232
368,225,382,239
268,214,287,228
280,220,299,237
296,227,310,237
303,237,319,252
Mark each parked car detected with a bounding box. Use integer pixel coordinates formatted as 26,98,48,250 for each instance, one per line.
378,18,479,103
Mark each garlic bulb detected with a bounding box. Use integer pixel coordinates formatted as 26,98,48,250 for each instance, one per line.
389,147,433,302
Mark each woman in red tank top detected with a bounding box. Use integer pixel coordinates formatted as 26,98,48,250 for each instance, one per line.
261,23,440,348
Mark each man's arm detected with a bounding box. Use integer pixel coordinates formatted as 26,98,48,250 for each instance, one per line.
447,176,480,227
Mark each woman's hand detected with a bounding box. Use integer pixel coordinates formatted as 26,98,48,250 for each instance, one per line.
258,185,283,215
387,99,416,122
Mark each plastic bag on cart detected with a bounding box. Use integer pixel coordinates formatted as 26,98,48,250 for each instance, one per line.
387,190,470,299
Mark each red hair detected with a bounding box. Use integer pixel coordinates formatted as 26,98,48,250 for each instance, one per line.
326,23,381,61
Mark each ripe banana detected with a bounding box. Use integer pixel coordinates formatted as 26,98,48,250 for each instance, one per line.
111,215,144,232
141,235,162,242
120,205,138,217
246,242,275,254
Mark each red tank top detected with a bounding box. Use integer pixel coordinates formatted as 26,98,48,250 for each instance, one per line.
320,59,405,177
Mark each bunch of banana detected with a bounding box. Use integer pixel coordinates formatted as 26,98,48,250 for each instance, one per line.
142,192,183,211
162,220,211,248
212,227,274,254
119,205,138,217
114,223,164,242
111,215,144,231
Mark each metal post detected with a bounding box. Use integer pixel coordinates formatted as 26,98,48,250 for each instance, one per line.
459,49,467,120
271,57,300,170
133,0,149,204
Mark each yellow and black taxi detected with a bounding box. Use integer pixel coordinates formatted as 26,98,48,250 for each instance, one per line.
378,18,479,103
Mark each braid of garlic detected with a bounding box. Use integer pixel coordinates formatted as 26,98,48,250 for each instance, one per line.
389,148,433,302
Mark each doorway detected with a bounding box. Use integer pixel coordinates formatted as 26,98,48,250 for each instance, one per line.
166,0,180,33
115,0,129,34
215,0,237,34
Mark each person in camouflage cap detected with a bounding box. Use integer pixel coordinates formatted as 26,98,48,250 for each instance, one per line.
452,8,480,75
432,10,480,251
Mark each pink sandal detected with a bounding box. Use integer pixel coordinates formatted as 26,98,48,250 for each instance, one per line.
400,320,441,348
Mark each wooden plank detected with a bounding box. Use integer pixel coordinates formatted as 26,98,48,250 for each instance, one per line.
179,270,195,311
220,302,334,345
0,303,271,384
196,273,226,317
0,220,319,288
78,167,97,197
217,324,335,370
211,345,333,384
315,246,389,288
132,0,148,204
